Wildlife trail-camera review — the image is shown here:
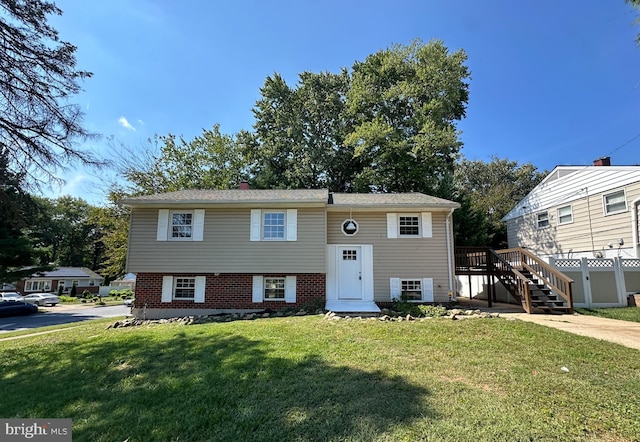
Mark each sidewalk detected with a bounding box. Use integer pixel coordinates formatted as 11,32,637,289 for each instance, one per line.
457,298,640,351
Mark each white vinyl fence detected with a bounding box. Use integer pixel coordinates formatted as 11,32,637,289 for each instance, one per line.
550,257,640,308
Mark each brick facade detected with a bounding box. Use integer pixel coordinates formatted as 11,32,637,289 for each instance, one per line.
135,273,326,310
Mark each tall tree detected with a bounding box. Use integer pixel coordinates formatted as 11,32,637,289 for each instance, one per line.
90,189,130,280
113,125,248,195
249,70,358,190
628,0,640,44
346,39,470,197
0,149,49,284
454,156,546,248
0,0,100,185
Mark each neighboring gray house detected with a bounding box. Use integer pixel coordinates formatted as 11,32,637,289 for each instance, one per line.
121,189,460,319
502,158,640,260
16,267,103,294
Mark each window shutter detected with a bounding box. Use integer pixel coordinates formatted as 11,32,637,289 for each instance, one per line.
361,246,374,302
194,276,206,303
421,212,432,238
250,209,261,241
252,275,263,303
285,276,296,303
161,276,173,302
286,209,297,241
157,209,169,241
390,278,400,300
387,213,397,238
422,278,434,302
193,209,205,241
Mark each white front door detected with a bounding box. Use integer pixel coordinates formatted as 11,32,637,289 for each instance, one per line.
337,246,363,300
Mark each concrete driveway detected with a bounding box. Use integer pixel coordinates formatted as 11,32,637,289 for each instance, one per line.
458,298,640,351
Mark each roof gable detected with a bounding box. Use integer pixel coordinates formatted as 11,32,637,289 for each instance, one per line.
502,165,640,221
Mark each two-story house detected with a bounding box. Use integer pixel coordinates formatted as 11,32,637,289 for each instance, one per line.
502,157,640,260
121,189,459,319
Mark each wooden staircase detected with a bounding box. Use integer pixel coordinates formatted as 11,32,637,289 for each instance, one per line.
455,247,574,314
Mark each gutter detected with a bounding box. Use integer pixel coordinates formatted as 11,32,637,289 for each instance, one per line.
445,208,456,300
633,198,640,258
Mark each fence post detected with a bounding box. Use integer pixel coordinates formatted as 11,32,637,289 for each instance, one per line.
613,257,627,306
487,249,493,308
581,257,592,308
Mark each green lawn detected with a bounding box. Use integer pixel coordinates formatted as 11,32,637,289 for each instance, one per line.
1,316,639,441
576,307,640,323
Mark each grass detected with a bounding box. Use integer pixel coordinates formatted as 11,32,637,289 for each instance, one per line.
576,307,640,323
1,316,639,441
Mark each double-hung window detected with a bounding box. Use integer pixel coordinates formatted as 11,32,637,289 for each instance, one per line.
263,212,285,240
389,277,434,302
557,205,573,225
264,278,285,299
536,211,549,229
398,215,420,236
173,277,196,299
401,279,422,301
603,190,627,215
171,212,193,239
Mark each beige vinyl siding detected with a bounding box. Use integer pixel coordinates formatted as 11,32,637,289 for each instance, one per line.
127,207,326,273
327,211,452,303
506,181,640,257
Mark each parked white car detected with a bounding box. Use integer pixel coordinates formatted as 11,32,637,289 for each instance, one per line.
22,293,60,306
0,292,24,302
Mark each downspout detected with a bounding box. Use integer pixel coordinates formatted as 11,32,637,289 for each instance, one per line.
445,208,455,300
633,198,640,258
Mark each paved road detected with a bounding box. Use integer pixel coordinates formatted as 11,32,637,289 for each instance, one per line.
0,304,130,334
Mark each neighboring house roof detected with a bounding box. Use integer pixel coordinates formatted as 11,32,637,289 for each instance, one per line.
120,189,329,206
502,165,640,222
330,193,460,210
121,189,460,211
28,267,103,279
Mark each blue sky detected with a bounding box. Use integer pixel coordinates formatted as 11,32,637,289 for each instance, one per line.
47,0,640,204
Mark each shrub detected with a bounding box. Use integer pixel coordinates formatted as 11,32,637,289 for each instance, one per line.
57,285,64,297
417,305,447,317
59,295,75,303
70,284,77,298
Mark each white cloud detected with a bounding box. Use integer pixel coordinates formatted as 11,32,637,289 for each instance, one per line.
137,119,145,125
118,116,136,131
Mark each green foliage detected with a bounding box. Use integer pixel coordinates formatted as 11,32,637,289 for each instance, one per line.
417,304,448,317
577,307,640,323
391,297,448,317
90,190,130,279
0,0,101,185
453,156,546,248
628,0,640,45
56,284,63,297
58,295,75,303
69,283,77,298
109,288,134,299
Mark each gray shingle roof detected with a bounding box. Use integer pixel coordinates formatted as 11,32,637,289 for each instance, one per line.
30,267,102,279
330,193,459,209
120,189,329,205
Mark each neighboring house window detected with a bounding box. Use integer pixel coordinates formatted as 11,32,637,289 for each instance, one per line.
89,281,95,287
25,280,52,292
536,212,550,229
250,209,297,241
264,278,285,299
161,276,206,303
387,213,432,238
157,209,205,241
263,212,285,240
401,279,422,301
252,275,296,303
398,215,420,236
171,212,193,238
603,190,627,215
557,205,573,225
71,280,79,287
58,281,66,290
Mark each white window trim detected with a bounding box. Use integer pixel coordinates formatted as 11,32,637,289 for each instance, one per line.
387,212,432,239
536,211,550,229
161,276,206,303
250,209,297,241
157,209,204,241
252,275,296,303
602,189,627,216
557,205,573,225
390,277,434,302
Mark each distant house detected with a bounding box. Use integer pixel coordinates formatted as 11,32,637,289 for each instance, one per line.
121,188,460,319
16,267,103,294
502,157,640,261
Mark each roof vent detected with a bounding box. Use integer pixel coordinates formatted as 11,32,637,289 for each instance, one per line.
593,157,610,166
